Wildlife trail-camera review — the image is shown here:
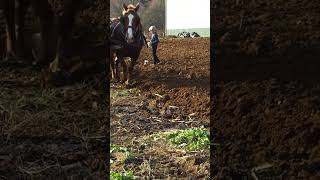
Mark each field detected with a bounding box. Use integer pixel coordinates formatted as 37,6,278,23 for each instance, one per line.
111,38,210,179
0,35,107,179
4,0,320,179
0,0,211,179
212,0,320,179
0,1,109,179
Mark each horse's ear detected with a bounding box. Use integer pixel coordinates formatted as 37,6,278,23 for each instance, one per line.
123,3,128,10
135,3,140,11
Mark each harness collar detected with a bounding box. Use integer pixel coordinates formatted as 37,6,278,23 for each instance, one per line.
110,17,144,47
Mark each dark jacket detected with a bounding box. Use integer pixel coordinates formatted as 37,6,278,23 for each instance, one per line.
150,32,159,47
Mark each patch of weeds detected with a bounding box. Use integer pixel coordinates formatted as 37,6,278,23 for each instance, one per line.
110,88,140,98
110,144,132,164
110,89,130,98
165,128,210,151
31,89,57,106
110,171,135,180
128,88,141,95
16,89,57,111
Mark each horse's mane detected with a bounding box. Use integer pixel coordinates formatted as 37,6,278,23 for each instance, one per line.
122,4,138,15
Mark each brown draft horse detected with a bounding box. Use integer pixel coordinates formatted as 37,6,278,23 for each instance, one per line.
0,0,83,76
110,3,146,86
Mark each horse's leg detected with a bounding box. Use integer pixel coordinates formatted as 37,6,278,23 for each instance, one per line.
114,56,122,83
109,58,113,80
1,0,15,61
30,0,54,67
121,58,128,83
49,0,81,73
110,49,116,80
14,0,29,63
125,58,136,86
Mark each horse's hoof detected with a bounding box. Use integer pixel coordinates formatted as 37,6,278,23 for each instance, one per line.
125,80,132,88
2,52,16,62
39,68,51,87
120,78,127,84
32,61,43,71
49,59,60,73
58,70,71,80
115,77,121,83
43,69,70,86
112,79,118,83
125,84,131,89
2,56,13,62
125,83,134,89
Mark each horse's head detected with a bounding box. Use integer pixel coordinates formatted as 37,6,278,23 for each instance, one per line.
120,3,141,44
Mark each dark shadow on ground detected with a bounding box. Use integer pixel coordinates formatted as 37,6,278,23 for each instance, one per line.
215,46,320,81
0,135,107,179
135,70,209,90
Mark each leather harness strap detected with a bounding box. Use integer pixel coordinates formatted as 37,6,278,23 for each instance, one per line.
110,16,145,48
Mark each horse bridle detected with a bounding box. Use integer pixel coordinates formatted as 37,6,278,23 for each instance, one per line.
109,14,142,47
120,12,141,40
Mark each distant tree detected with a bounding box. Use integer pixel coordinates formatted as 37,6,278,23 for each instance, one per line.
110,0,152,17
140,0,165,32
110,0,165,32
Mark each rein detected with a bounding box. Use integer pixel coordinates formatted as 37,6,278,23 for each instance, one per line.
110,13,144,48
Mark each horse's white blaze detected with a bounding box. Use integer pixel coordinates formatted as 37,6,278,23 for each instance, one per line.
127,14,134,41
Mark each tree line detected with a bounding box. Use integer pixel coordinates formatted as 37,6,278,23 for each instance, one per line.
110,0,165,32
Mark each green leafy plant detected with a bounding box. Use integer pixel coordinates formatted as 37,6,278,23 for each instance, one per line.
110,89,130,97
111,171,135,180
165,128,210,151
32,89,56,106
16,89,57,110
110,144,132,164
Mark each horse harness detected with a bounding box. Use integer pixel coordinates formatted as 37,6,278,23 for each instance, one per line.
110,17,147,50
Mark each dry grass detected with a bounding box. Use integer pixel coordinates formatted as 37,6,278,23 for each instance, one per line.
0,65,107,178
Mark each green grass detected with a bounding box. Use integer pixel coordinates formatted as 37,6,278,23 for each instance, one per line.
110,144,132,164
110,89,130,98
110,88,141,99
110,171,135,180
110,145,136,179
15,88,58,109
110,144,130,154
31,89,57,106
165,128,210,151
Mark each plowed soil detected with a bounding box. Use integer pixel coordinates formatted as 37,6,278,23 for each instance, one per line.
212,0,320,179
0,1,108,179
138,38,210,123
111,37,210,178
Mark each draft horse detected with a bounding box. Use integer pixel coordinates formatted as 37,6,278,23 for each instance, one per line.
110,3,146,86
0,0,83,75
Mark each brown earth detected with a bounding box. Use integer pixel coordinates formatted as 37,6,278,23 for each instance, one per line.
0,1,109,179
0,61,108,179
138,38,210,124
0,1,211,178
110,86,209,179
110,38,210,178
212,0,320,179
